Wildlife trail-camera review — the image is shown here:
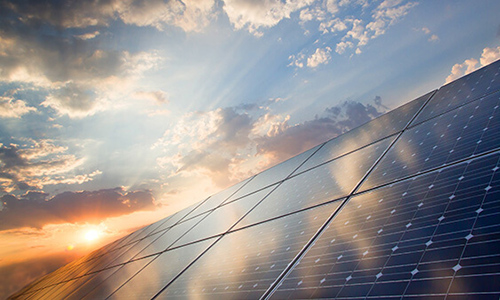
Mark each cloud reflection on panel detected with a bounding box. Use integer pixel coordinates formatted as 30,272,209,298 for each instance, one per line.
156,201,340,299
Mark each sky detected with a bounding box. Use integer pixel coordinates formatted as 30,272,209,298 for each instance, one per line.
1,0,500,297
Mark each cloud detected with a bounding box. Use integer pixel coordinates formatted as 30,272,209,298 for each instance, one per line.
428,34,439,42
0,4,163,118
289,46,332,68
289,53,306,68
480,46,500,66
134,90,169,104
74,31,100,40
333,1,416,55
0,140,100,193
155,97,386,190
41,82,105,118
307,47,332,67
255,100,384,159
336,40,354,54
0,187,157,231
445,46,500,83
319,18,348,34
222,0,314,35
419,27,439,42
0,96,37,118
2,0,216,33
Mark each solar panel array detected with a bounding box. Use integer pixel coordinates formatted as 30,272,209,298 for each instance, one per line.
10,59,500,299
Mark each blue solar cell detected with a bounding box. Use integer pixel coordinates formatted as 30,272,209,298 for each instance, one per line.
360,90,500,191
412,59,500,125
55,266,121,299
269,151,500,299
147,201,207,235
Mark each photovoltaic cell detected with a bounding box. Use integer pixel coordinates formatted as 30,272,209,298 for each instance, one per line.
171,186,275,248
108,238,216,299
155,201,342,299
52,266,121,300
270,152,500,299
233,137,394,230
146,201,206,235
182,177,253,219
132,212,208,259
360,90,500,192
77,256,156,299
225,144,323,200
295,92,432,174
412,59,500,125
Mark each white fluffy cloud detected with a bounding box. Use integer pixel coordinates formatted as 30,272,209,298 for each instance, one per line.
223,0,314,35
289,46,332,68
134,90,169,104
336,40,354,54
0,96,37,118
445,46,500,83
290,0,417,62
480,46,500,66
307,47,332,67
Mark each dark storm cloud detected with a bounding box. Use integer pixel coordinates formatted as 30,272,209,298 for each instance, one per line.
0,187,157,231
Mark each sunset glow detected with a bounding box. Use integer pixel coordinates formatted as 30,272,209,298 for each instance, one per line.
84,230,100,242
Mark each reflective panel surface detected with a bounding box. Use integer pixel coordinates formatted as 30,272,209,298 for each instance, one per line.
361,90,500,191
295,92,432,173
183,177,253,219
412,59,500,125
271,152,500,299
226,144,323,200
133,213,208,258
156,201,342,299
109,238,216,299
234,137,394,230
171,186,275,248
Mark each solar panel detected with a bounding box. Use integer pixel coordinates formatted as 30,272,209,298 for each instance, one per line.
360,90,500,191
10,60,500,300
268,152,500,299
155,201,342,299
412,59,500,125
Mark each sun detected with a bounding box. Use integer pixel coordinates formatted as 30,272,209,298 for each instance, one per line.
84,229,100,242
